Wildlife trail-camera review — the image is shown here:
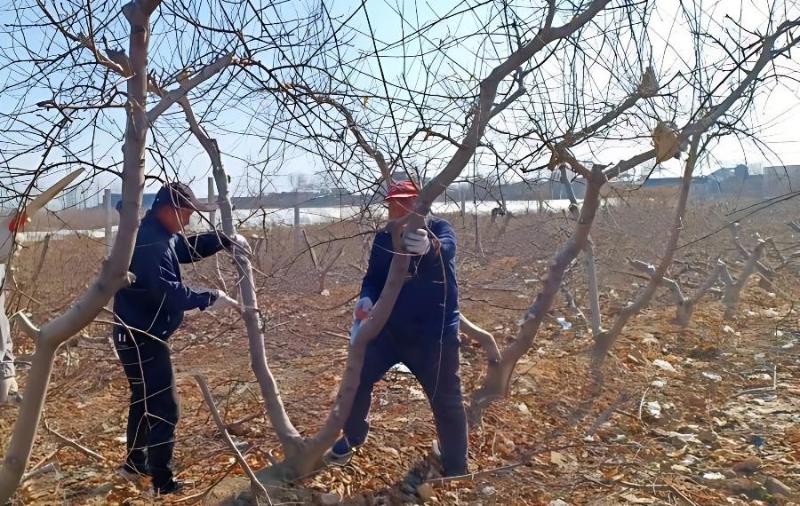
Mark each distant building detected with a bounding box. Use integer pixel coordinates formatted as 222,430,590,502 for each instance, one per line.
105,193,158,209
703,164,763,198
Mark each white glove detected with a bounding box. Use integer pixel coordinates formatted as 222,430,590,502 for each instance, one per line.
0,376,19,405
353,297,373,320
208,290,240,312
403,228,430,255
228,233,252,256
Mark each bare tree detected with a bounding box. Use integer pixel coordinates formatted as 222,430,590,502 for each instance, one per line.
0,0,163,499
239,0,626,482
0,0,287,498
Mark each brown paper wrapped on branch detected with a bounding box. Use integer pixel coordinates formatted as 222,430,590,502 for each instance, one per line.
652,121,684,162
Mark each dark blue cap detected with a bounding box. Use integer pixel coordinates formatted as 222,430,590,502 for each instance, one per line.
151,182,216,212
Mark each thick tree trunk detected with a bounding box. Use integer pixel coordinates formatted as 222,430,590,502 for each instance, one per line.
266,224,411,481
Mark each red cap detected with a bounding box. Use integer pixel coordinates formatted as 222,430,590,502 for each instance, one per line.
8,212,29,233
385,180,419,200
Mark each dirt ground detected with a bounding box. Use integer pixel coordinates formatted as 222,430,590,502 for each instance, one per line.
1,192,799,505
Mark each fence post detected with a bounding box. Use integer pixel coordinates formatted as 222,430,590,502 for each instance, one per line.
103,189,113,257
293,205,302,250
208,176,216,228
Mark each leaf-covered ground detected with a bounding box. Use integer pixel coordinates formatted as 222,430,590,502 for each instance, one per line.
2,196,798,505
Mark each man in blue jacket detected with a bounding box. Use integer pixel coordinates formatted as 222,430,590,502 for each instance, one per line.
330,180,468,477
113,182,246,495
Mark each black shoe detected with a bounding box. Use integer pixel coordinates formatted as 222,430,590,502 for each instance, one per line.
153,479,184,496
326,436,366,466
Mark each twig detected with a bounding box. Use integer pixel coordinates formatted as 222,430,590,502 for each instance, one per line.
620,480,699,506
44,422,105,462
21,463,57,483
668,483,700,506
195,375,272,505
172,461,239,504
732,386,776,397
323,330,349,340
27,448,61,474
227,411,263,429
637,388,650,422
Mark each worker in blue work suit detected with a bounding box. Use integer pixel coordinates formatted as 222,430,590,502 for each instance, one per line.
113,182,248,495
329,180,468,477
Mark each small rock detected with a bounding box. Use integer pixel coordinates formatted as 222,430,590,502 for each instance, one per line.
702,371,722,381
698,430,717,445
652,359,676,373
644,401,662,420
732,456,761,475
669,431,699,445
703,472,725,480
417,483,435,502
671,464,691,473
650,379,667,389
480,486,496,497
720,478,766,500
517,402,530,415
226,422,248,436
319,492,342,506
548,500,570,506
765,476,792,496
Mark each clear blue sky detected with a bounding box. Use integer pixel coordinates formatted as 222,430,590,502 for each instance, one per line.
0,0,798,206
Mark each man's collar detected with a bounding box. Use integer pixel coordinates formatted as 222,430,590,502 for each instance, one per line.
142,211,173,237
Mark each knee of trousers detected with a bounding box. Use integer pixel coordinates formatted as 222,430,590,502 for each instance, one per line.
430,392,466,417
146,391,180,424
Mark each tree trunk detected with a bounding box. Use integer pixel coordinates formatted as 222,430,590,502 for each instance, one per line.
0,1,160,500
560,166,602,336
177,97,304,457
469,164,605,424
593,136,702,369
722,241,766,320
